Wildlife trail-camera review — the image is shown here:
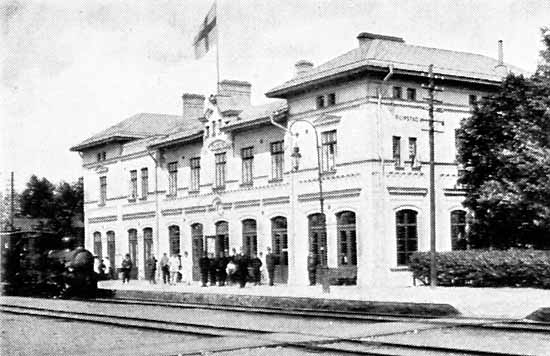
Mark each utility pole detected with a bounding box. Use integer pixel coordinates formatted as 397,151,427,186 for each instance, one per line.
421,64,444,288
10,171,15,230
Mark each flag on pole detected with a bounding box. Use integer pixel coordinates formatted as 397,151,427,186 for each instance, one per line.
193,2,217,59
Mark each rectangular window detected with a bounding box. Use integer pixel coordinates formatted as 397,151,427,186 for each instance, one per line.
406,88,416,101
97,153,101,162
241,147,254,185
168,162,178,196
393,86,403,99
321,130,337,172
392,136,401,166
99,176,107,205
316,95,325,109
327,93,336,106
468,94,477,106
408,137,417,164
270,141,284,181
102,151,106,160
190,157,200,192
129,170,137,199
215,153,226,188
141,168,148,199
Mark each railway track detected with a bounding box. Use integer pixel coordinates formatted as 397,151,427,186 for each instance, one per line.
2,298,548,356
89,296,550,335
0,303,268,338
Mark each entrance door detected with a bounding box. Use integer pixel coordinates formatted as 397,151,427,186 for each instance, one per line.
242,219,257,257
128,229,138,279
271,216,288,283
106,231,116,279
143,228,153,277
308,213,327,283
191,223,204,281
215,221,229,257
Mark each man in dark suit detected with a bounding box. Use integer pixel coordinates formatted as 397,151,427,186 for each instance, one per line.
307,252,317,286
265,247,277,286
198,252,210,287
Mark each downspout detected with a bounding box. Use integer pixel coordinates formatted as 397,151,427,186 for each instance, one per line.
372,64,393,286
377,64,394,174
146,148,160,264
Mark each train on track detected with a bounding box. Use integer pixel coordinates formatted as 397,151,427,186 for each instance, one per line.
1,227,97,298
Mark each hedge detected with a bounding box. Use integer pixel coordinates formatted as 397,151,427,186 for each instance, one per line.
409,249,550,288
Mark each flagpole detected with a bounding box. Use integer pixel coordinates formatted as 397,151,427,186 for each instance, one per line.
215,0,220,94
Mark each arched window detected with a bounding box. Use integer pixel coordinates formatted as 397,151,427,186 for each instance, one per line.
308,213,327,266
128,229,138,276
337,211,357,266
93,231,102,259
168,225,180,256
396,210,418,265
450,210,467,250
215,221,229,256
143,227,153,262
242,219,257,256
271,216,288,283
191,223,204,281
106,231,115,265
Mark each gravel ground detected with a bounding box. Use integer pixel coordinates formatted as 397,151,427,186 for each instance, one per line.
1,313,201,356
366,326,550,356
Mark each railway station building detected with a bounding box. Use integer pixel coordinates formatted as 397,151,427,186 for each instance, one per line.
71,33,522,287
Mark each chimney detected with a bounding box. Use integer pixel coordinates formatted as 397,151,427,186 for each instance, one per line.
218,80,252,106
357,32,404,49
295,60,314,76
182,93,205,119
495,40,508,78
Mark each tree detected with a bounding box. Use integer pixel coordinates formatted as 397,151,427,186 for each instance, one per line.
457,28,550,249
50,179,84,236
19,175,56,219
19,175,84,237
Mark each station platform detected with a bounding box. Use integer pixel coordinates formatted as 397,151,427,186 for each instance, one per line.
97,280,550,321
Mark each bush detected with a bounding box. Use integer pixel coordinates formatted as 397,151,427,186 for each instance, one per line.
409,249,550,289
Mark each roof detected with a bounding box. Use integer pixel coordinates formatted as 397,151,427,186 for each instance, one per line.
222,100,288,131
71,113,191,151
266,35,527,97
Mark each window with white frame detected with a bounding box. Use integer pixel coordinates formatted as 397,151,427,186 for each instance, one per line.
321,130,337,172
392,136,401,166
241,147,254,185
129,170,137,199
168,162,178,196
408,137,417,165
99,176,107,205
190,157,200,192
270,141,284,181
141,168,148,199
214,152,226,188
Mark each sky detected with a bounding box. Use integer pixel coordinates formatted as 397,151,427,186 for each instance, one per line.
1,0,549,191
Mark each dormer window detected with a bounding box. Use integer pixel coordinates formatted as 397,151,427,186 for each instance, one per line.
393,87,403,99
316,95,325,109
327,93,336,106
469,94,477,107
406,88,416,101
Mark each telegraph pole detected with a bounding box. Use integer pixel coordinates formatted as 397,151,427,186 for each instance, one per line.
422,64,444,288
10,171,15,229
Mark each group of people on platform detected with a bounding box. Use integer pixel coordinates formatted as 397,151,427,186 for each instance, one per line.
197,247,278,288
98,247,297,288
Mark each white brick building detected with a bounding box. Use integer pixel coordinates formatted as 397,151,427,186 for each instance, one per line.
71,33,521,286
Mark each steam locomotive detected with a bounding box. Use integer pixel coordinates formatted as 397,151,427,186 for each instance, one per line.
1,228,97,298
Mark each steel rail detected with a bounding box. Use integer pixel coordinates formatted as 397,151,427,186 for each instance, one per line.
88,297,550,334
0,304,269,338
